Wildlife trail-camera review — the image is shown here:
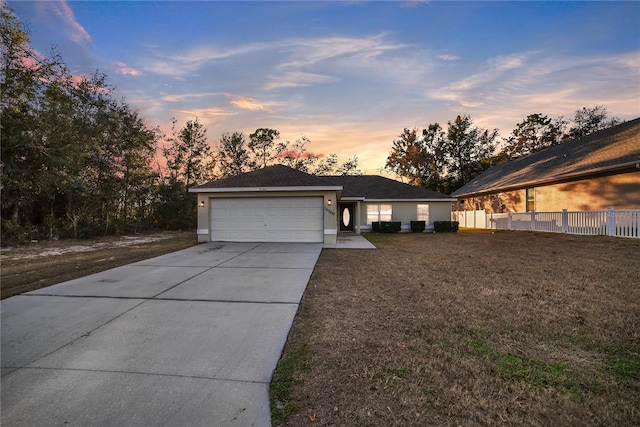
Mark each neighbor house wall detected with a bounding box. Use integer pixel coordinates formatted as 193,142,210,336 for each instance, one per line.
196,190,338,244
359,201,453,231
535,172,640,211
455,171,640,213
455,190,525,213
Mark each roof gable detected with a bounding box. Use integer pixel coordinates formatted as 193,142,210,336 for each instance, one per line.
453,117,640,197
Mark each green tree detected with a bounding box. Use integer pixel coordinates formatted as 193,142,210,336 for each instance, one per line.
164,118,215,187
249,128,280,169
385,127,445,189
498,106,621,163
274,136,318,173
217,131,251,177
444,115,498,192
500,113,564,160
157,118,214,230
1,4,55,229
2,5,161,239
271,136,360,175
385,116,496,193
567,105,620,140
335,155,363,176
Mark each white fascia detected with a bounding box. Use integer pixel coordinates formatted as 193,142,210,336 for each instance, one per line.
189,186,343,193
363,198,458,202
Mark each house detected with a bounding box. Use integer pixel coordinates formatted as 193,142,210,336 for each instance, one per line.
189,165,455,244
452,117,640,213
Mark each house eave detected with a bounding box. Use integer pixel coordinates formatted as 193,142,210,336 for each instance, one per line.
453,161,640,199
364,198,457,203
189,185,343,193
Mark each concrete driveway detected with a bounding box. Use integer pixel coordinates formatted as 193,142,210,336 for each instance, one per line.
1,241,323,426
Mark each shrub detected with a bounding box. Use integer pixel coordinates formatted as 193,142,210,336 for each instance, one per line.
434,221,459,232
373,221,401,233
410,221,426,233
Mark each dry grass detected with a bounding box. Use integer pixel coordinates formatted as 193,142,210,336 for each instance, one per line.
272,230,640,426
1,231,198,299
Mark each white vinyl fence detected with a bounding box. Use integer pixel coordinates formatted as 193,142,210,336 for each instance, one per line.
452,209,489,229
453,208,640,239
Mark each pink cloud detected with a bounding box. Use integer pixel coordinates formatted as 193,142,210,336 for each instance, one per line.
19,55,39,69
178,108,234,116
230,96,265,111
116,62,141,76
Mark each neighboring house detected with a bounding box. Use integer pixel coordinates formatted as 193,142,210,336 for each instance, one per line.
189,165,455,244
452,117,640,213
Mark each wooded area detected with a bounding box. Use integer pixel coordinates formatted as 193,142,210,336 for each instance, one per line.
385,108,620,194
0,4,621,243
0,6,359,243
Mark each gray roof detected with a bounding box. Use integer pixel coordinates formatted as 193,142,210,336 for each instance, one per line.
191,164,454,200
192,164,339,189
322,175,454,200
452,117,640,198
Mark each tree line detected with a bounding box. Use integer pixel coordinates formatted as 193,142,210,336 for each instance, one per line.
0,5,359,242
385,107,620,194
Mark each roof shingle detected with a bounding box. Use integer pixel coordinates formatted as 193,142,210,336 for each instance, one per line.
452,117,640,197
193,164,339,189
323,175,453,200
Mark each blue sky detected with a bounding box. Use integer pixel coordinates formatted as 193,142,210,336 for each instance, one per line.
8,1,640,174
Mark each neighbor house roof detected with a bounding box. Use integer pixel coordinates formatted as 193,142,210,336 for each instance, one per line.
452,117,640,198
322,175,455,201
190,164,455,201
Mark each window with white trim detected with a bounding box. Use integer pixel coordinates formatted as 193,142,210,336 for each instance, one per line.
417,204,430,223
526,188,535,212
367,204,392,224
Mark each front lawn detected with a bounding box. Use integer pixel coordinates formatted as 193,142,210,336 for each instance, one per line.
271,230,640,426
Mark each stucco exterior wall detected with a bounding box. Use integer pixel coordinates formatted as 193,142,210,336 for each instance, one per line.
359,201,453,231
196,190,338,244
455,171,640,213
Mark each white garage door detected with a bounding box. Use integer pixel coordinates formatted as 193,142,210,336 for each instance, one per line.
210,197,324,243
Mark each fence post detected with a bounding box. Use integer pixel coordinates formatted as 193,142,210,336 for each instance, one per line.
507,212,512,230
530,211,536,231
562,209,568,233
607,207,616,236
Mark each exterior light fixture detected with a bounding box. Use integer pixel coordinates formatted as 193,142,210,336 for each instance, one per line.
327,199,332,206
199,200,205,208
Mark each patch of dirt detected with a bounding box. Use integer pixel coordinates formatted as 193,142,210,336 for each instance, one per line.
274,230,640,426
1,231,198,299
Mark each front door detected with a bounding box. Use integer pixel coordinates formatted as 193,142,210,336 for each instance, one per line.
339,203,355,232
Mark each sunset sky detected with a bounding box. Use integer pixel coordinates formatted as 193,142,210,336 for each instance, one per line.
8,1,640,174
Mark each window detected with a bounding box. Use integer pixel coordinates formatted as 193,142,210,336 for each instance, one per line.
526,188,535,212
367,204,392,224
379,204,392,221
417,204,430,223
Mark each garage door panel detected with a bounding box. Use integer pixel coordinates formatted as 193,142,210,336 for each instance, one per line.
211,197,323,243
